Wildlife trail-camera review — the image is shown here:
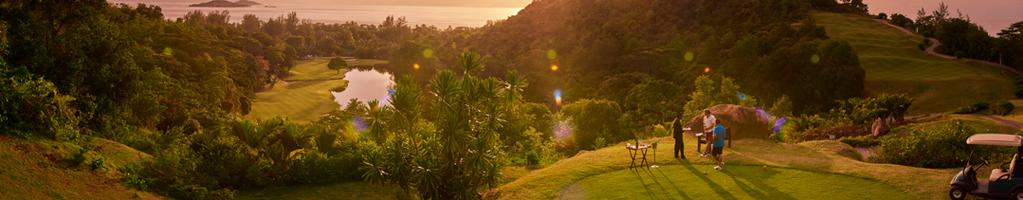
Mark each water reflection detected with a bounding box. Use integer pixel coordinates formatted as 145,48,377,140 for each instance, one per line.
331,69,394,107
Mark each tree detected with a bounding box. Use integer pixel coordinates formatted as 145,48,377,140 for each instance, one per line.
327,57,347,74
364,52,508,199
562,99,623,149
889,13,914,28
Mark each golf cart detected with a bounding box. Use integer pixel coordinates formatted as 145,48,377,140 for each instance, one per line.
950,134,1023,200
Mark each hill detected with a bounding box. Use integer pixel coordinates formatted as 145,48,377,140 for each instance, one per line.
0,136,160,199
813,12,1015,114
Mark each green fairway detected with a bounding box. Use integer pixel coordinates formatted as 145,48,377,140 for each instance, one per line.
568,164,911,200
246,58,387,123
498,135,953,200
237,182,400,200
813,12,1015,114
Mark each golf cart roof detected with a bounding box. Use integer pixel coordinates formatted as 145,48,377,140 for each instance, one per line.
967,134,1023,146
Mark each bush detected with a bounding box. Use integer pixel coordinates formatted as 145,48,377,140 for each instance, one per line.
840,135,879,147
89,157,106,171
1015,78,1023,98
562,99,624,150
73,148,89,167
991,100,1015,116
876,120,1012,168
877,13,888,20
954,102,990,114
0,72,80,140
889,13,914,28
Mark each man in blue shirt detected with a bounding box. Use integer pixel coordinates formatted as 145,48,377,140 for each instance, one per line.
711,119,727,170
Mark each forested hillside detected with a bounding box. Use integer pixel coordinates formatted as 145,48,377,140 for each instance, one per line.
458,0,864,116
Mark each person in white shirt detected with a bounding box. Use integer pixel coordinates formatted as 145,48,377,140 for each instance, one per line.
701,110,716,157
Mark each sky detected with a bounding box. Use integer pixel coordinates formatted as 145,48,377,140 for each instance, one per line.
863,0,1023,35
123,0,533,8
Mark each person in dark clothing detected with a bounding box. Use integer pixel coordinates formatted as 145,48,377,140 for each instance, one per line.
672,116,686,160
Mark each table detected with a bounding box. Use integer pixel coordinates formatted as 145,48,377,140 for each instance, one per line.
626,143,651,168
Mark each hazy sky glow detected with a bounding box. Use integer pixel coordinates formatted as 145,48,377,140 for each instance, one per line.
864,0,1023,35
113,0,532,8
110,0,528,27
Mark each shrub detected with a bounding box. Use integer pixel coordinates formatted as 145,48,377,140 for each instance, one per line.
877,13,888,20
72,148,89,167
1015,78,1023,98
876,120,1012,168
0,72,80,140
889,13,914,28
840,135,879,147
89,157,106,171
991,100,1015,116
121,164,151,191
562,99,624,150
954,102,989,114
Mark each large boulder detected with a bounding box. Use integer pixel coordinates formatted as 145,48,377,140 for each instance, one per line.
685,104,772,140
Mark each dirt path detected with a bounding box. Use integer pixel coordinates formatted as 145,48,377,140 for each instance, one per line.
981,115,1023,129
873,19,1022,77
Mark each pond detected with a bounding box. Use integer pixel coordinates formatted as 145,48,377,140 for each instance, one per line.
331,69,394,108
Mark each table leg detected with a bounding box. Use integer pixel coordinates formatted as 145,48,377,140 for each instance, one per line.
629,149,637,168
641,148,648,167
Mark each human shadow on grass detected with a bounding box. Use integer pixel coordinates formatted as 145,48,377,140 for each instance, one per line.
651,164,694,200
679,161,738,200
720,166,796,200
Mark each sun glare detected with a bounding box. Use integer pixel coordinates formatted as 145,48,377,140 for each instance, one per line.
554,89,563,105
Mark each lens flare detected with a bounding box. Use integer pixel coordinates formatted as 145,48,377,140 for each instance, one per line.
684,51,695,62
413,63,421,70
352,116,368,132
422,49,434,59
550,64,559,71
547,49,558,60
811,54,820,64
554,120,573,140
704,66,711,73
554,89,563,105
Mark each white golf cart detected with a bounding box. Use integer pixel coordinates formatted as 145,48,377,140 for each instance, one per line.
950,134,1023,200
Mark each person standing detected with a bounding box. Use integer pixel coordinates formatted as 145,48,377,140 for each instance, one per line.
672,115,686,160
712,119,727,170
701,110,716,157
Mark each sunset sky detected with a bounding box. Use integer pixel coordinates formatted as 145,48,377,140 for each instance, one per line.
120,0,533,7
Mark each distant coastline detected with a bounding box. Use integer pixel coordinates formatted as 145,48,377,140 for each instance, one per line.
189,0,261,8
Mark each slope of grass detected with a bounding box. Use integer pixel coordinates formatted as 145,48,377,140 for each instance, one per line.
0,135,160,199
237,181,401,200
246,58,387,123
497,135,954,199
813,12,1015,114
570,164,911,200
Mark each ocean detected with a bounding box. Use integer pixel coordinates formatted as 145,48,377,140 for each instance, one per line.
109,0,524,27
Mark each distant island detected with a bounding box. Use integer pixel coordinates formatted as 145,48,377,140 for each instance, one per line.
189,0,261,7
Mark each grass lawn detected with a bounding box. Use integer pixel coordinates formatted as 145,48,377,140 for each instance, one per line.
246,58,388,123
813,12,1015,115
569,164,911,200
497,134,955,200
237,181,401,200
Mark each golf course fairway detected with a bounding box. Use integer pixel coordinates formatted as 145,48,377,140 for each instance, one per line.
563,164,912,200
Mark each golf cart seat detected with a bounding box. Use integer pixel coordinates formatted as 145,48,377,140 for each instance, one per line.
990,154,1019,182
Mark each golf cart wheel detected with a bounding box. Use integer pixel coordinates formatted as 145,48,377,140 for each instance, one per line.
949,186,965,200
1014,189,1023,200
